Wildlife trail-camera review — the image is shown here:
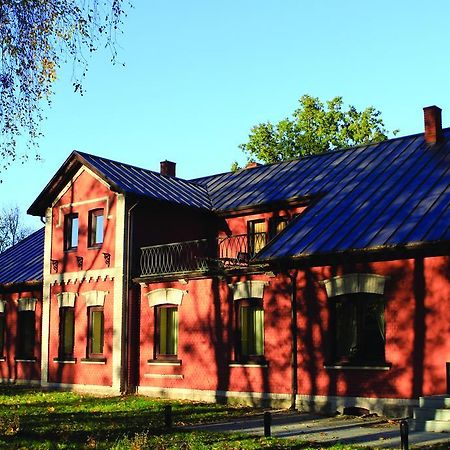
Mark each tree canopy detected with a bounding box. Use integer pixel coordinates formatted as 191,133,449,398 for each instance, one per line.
0,0,127,172
0,205,33,253
239,95,397,164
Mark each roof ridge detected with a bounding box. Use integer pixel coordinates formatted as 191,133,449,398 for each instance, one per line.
191,129,441,184
75,150,209,191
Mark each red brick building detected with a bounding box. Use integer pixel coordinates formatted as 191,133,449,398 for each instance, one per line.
0,106,448,418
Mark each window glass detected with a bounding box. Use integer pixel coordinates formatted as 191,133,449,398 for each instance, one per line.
89,209,104,246
156,306,178,358
248,220,266,256
64,213,79,250
269,217,288,239
59,307,75,359
237,300,264,362
88,307,104,357
17,311,35,359
332,294,385,364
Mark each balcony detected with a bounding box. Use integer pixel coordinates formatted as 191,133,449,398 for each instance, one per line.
139,232,267,277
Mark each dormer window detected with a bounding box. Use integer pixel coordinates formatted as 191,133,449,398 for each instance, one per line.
269,216,288,239
64,213,78,251
88,209,104,247
248,220,266,257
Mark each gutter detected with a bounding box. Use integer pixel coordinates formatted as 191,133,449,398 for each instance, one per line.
0,279,43,294
257,240,450,268
122,199,139,393
287,270,298,410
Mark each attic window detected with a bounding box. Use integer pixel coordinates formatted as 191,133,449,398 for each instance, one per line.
64,213,79,251
269,216,288,239
88,209,104,247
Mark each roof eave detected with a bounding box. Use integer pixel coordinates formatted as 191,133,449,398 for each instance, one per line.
254,240,450,268
214,194,320,217
0,279,43,293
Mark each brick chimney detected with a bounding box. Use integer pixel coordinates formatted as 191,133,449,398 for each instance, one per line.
423,106,443,144
160,160,176,177
245,161,261,169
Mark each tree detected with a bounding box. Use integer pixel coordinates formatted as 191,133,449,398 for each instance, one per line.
239,95,397,164
0,0,128,172
0,205,34,252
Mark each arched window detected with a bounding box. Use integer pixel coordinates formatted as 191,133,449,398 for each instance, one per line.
57,293,77,360
146,288,185,361
82,291,108,361
324,274,387,366
16,298,37,360
235,298,264,363
230,281,267,364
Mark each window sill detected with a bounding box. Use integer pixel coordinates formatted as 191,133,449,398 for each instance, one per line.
324,363,391,371
80,357,106,365
64,248,78,253
144,373,184,380
88,245,103,250
147,359,182,366
53,358,77,364
15,358,37,363
0,357,5,362
229,361,268,368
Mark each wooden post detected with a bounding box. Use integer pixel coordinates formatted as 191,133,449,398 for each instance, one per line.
264,411,271,437
164,405,172,428
400,419,409,450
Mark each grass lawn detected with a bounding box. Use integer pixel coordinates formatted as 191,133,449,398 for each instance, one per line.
0,386,428,450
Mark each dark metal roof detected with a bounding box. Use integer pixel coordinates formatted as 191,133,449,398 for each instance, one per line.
193,142,370,211
28,151,212,216
0,228,44,285
76,152,212,210
26,127,450,267
252,130,450,261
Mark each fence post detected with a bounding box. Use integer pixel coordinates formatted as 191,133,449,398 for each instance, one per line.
164,405,172,429
400,419,409,450
264,411,271,437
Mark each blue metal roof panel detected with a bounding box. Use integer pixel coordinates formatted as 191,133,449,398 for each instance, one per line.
255,131,450,260
346,141,444,250
193,141,380,211
365,152,449,248
299,136,423,254
0,228,44,285
319,137,422,254
77,152,211,210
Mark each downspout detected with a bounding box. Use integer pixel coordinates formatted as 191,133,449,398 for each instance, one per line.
288,270,298,410
122,199,139,394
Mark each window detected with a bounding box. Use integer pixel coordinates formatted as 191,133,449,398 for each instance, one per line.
269,216,288,239
248,220,266,256
0,312,5,357
17,311,35,359
236,299,264,363
87,306,104,358
59,307,75,359
330,293,385,365
155,305,178,359
88,209,104,247
64,213,79,250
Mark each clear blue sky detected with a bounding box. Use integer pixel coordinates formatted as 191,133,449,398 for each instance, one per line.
2,0,450,229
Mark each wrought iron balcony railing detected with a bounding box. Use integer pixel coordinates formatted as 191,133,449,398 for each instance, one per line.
140,239,211,276
217,232,267,267
139,232,267,277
